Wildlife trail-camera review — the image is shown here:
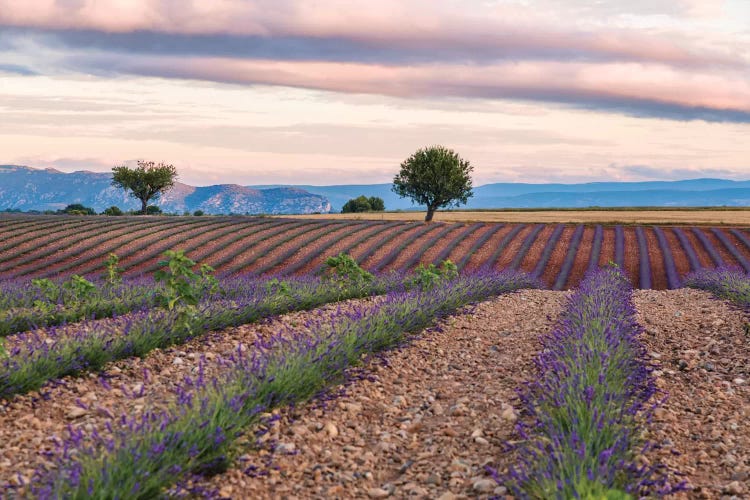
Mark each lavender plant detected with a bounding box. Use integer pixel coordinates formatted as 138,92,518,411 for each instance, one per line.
28,270,539,498
683,266,750,309
502,266,683,498
691,227,724,266
614,225,625,269
456,223,505,271
509,224,544,270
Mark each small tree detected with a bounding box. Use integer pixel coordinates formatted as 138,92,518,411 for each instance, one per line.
392,145,473,222
102,206,123,216
60,203,96,215
111,160,177,214
341,195,385,213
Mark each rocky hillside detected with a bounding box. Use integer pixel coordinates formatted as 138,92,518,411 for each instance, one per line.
0,165,331,214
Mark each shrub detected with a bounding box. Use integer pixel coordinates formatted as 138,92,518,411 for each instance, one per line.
410,259,458,290
59,203,96,215
341,195,385,213
102,206,124,216
145,205,163,215
193,210,205,216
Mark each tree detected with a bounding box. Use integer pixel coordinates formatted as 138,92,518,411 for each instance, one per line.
341,195,385,213
102,206,123,216
111,160,177,214
145,205,163,215
368,196,385,211
60,203,96,215
392,145,473,222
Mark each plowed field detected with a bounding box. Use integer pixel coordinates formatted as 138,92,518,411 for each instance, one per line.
2,215,749,289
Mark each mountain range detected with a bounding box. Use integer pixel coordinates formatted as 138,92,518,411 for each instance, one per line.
0,165,330,214
1,165,748,214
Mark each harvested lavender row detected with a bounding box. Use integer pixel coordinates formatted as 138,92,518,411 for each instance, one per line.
691,227,724,267
614,225,625,268
532,224,565,279
398,224,456,272
553,224,584,290
684,266,750,309
653,227,680,289
483,224,525,270
710,228,750,272
509,224,544,269
502,266,683,498
371,223,437,273
635,226,652,289
28,270,539,499
587,225,603,273
431,222,485,266
672,227,701,271
456,223,505,270
0,274,405,398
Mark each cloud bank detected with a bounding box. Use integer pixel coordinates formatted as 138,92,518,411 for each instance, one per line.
1,0,748,122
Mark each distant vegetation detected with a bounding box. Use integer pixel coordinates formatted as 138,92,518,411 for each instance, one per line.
111,160,178,214
341,195,385,213
59,203,96,215
393,145,474,222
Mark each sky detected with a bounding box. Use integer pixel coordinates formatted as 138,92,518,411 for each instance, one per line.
0,0,749,186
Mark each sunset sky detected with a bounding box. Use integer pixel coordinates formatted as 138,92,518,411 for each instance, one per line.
1,0,748,186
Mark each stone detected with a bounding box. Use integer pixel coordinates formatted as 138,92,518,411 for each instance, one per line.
367,487,391,498
474,437,489,445
724,481,744,495
66,407,87,419
172,357,184,365
501,407,517,422
323,421,339,438
473,478,496,493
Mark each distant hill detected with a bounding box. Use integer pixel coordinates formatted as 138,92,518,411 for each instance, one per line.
2,165,747,213
253,178,750,210
0,165,331,214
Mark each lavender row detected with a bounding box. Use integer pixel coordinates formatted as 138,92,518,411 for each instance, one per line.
509,224,544,269
635,226,652,289
653,227,680,289
27,270,539,499
587,225,603,273
502,266,683,497
691,227,724,266
614,225,625,269
553,224,584,290
532,223,565,279
672,227,701,271
0,274,406,399
684,266,750,310
710,229,750,272
456,223,505,270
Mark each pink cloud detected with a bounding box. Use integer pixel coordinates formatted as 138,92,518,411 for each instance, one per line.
0,0,745,70
93,55,750,118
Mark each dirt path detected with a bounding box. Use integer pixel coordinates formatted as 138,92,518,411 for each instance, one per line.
192,290,567,499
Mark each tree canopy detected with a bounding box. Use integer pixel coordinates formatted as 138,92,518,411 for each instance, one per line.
392,145,473,222
341,195,385,213
111,161,177,214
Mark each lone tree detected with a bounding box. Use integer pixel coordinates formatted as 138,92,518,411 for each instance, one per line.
111,160,177,214
392,145,473,222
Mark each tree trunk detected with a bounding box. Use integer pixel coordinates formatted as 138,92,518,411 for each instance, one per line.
140,198,148,214
425,206,436,222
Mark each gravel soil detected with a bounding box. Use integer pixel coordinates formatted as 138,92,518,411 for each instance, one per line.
0,288,748,498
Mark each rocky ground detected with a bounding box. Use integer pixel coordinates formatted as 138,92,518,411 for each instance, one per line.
0,288,748,499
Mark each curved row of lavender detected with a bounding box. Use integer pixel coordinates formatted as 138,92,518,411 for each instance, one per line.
0,274,406,399
23,270,538,499
684,266,750,310
499,266,685,497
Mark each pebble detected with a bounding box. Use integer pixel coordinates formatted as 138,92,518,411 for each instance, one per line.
66,407,87,419
733,378,746,385
367,487,390,498
500,407,517,422
323,421,339,438
472,478,496,493
724,481,745,495
172,357,184,365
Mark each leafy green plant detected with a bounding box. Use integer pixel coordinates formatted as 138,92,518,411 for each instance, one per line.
410,259,458,290
62,275,97,302
32,278,60,302
104,253,123,286
325,253,374,283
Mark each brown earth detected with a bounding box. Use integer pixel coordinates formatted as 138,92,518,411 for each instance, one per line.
1,216,750,289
